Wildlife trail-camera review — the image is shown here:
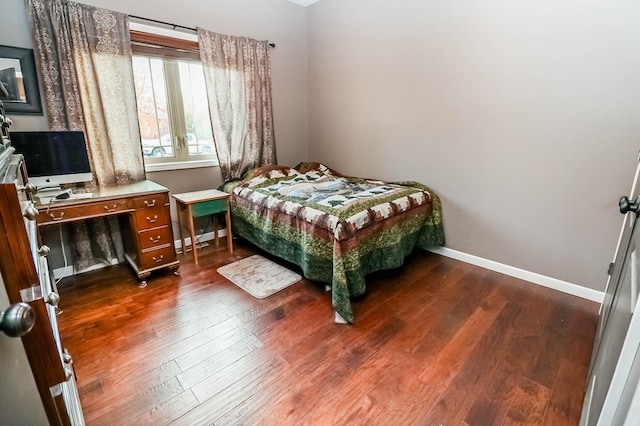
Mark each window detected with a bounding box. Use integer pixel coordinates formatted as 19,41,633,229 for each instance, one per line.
130,25,217,171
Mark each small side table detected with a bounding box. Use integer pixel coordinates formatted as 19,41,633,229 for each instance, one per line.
172,189,233,265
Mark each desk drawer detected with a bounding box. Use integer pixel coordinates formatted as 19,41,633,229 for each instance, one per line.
191,198,228,217
134,207,171,230
38,198,130,224
132,193,169,210
138,226,173,251
140,244,176,269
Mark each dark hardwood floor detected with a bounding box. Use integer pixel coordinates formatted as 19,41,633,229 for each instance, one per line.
56,238,599,425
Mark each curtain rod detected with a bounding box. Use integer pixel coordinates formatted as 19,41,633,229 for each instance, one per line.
129,15,276,48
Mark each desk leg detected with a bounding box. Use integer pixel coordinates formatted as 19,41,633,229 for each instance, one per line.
188,205,198,265
138,272,150,288
170,264,180,276
225,208,233,253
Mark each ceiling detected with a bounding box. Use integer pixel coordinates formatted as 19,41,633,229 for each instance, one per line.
287,0,321,6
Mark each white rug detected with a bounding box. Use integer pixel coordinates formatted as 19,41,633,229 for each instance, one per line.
217,254,302,299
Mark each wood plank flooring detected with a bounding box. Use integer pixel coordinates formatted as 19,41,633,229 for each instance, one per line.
56,239,599,425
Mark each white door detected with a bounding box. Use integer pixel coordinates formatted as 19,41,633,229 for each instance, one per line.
0,272,49,425
581,158,640,425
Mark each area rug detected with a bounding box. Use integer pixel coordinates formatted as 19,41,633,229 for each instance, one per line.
217,254,302,299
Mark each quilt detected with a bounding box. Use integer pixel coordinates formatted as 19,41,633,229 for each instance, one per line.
221,162,445,323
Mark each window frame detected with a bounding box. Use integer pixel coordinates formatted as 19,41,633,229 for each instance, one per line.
130,23,218,172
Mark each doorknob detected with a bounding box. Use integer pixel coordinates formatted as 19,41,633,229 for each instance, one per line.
619,196,640,215
23,182,37,198
0,302,35,337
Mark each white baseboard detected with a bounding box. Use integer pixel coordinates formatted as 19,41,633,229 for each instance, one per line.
52,258,119,281
187,233,604,304
52,266,75,281
428,247,604,303
52,230,602,304
51,230,228,280
175,229,227,251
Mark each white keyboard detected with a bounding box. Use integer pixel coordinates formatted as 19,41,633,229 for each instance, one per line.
69,192,93,199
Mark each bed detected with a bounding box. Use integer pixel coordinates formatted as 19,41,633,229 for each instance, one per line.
221,162,445,323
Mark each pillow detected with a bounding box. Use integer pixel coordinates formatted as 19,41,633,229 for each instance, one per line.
294,162,343,176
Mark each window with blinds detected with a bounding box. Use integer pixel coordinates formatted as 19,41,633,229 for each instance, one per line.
130,28,217,169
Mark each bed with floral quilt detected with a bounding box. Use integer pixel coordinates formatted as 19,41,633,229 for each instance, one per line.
221,162,445,323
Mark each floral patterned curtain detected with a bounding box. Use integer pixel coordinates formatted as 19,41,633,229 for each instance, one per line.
25,0,145,271
197,28,277,182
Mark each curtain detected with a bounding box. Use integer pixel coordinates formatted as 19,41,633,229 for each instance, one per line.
197,28,277,182
25,0,145,271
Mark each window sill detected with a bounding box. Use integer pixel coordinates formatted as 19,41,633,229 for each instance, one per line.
144,159,219,173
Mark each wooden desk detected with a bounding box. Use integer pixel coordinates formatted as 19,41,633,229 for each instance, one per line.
172,189,233,265
35,180,179,286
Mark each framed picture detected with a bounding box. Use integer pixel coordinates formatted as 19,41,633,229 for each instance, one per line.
0,45,42,115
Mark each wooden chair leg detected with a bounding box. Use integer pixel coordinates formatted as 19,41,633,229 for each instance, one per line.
187,206,198,265
177,204,186,255
213,214,219,247
226,209,233,253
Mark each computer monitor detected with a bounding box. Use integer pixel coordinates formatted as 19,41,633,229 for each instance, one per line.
10,131,93,189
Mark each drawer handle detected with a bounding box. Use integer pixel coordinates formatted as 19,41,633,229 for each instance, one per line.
144,199,156,207
49,212,65,221
152,255,164,263
104,204,118,213
146,215,159,223
149,236,161,243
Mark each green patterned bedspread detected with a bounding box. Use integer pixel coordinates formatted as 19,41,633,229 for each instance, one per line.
222,163,445,323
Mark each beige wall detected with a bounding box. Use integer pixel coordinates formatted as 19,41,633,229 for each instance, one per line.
307,0,640,291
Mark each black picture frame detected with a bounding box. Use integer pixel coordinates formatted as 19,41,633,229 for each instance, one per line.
0,45,42,115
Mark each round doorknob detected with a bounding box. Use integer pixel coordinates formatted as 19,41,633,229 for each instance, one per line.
23,204,38,221
0,302,35,337
24,182,37,197
619,196,640,215
46,292,60,307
